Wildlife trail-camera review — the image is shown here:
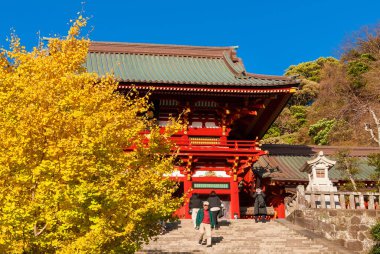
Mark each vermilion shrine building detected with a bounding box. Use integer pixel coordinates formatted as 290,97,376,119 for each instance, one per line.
86,42,300,219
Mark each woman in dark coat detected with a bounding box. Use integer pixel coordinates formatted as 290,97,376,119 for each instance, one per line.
207,191,222,229
189,193,203,228
253,188,267,223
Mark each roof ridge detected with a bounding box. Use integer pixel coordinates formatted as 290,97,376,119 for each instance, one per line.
90,40,235,49
247,73,297,81
89,41,236,58
88,51,223,59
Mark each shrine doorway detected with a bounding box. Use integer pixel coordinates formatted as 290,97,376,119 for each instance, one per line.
198,194,231,219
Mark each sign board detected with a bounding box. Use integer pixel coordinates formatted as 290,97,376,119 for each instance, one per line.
192,182,230,189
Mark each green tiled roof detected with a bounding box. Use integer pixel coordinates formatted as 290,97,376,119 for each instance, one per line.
85,42,299,87
253,145,380,181
255,155,376,181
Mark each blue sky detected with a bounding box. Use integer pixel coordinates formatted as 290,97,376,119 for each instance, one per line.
1,0,379,75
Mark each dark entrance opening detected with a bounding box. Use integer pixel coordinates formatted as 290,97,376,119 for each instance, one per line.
197,194,231,219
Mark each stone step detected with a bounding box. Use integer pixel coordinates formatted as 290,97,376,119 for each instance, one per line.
137,219,353,254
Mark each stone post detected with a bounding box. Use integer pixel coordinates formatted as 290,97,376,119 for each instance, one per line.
359,194,365,209
339,194,346,209
330,193,336,209
369,195,375,209
349,194,355,209
296,185,306,210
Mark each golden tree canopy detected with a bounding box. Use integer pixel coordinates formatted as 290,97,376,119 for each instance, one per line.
0,17,182,253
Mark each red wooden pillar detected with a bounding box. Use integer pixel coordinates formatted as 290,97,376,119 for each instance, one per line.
184,176,192,219
230,178,240,219
276,202,285,219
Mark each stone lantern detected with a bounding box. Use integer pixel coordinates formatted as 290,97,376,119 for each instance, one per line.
300,151,337,192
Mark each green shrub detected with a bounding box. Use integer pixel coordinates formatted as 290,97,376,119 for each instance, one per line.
372,223,380,241
371,222,380,254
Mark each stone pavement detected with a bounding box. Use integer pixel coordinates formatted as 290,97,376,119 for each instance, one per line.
136,219,354,254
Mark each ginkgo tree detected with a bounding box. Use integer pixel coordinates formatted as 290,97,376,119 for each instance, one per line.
0,17,183,254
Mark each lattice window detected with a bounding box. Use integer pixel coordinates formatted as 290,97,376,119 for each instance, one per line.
159,99,179,107
316,169,325,178
205,121,218,128
190,121,202,128
194,100,218,108
189,113,219,128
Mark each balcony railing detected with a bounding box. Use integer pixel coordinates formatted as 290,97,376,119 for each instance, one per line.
170,137,264,157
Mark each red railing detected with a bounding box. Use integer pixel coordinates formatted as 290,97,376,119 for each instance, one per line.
170,137,265,157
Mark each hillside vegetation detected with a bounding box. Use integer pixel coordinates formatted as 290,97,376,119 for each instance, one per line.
263,25,380,147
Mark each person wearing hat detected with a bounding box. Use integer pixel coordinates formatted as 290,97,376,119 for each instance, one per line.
195,201,215,247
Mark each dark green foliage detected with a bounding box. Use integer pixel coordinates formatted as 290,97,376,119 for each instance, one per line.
370,223,380,254
285,57,338,82
346,53,375,90
361,53,376,61
372,223,380,241
308,119,336,145
263,126,281,139
371,245,380,254
347,60,369,76
263,106,309,144
347,57,371,78
290,106,307,125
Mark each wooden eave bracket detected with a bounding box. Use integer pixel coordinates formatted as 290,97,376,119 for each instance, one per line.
229,156,239,181
185,155,193,180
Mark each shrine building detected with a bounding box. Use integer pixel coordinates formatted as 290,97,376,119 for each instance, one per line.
85,41,300,219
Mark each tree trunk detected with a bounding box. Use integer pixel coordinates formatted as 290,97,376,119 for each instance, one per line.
348,173,358,191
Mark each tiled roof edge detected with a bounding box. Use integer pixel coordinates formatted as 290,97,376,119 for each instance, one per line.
262,144,380,157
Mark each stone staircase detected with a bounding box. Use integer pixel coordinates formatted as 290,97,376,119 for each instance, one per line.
136,219,354,254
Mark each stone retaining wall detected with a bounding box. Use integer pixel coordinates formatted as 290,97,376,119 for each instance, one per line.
287,209,380,253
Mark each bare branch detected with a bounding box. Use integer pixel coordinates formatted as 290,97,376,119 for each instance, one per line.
364,123,379,143
369,107,380,125
364,107,380,146
34,222,47,237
